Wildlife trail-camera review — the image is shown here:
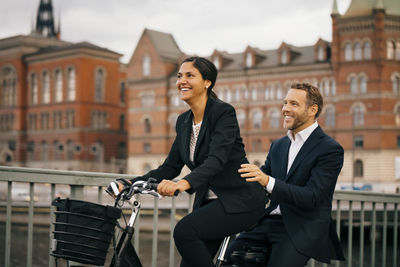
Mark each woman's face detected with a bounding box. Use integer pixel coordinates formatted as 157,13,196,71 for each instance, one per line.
176,62,211,104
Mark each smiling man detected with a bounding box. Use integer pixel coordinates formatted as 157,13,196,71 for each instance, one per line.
226,83,345,267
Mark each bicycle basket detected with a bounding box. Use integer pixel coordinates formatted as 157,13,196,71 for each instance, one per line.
50,197,121,266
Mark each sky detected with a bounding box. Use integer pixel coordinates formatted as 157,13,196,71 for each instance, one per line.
1,0,351,63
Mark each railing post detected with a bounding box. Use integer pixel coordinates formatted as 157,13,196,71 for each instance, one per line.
347,200,353,267
27,182,34,267
5,181,12,267
49,184,56,267
359,201,365,267
393,203,398,267
169,196,176,267
382,202,387,267
371,202,376,267
152,197,159,267
335,200,341,267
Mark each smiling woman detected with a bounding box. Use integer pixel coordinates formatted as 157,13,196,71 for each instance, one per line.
130,57,267,267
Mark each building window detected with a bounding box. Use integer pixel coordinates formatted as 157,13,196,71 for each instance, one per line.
395,105,400,126
387,40,395,59
142,55,151,76
66,140,74,160
40,112,50,130
0,66,17,107
41,141,48,161
354,159,364,177
251,139,263,152
144,117,151,133
117,142,126,159
345,43,352,61
350,76,357,94
252,110,262,129
65,110,75,128
27,114,37,130
140,92,155,107
67,67,76,101
27,141,35,161
246,52,253,68
325,107,335,128
397,136,400,148
120,82,125,103
396,41,400,60
95,68,105,102
143,143,151,153
393,74,400,94
354,42,362,60
119,114,125,131
30,72,38,105
363,41,371,59
54,69,63,102
269,109,280,129
53,111,62,129
237,110,246,128
353,105,364,126
91,111,107,129
42,71,50,104
317,45,324,61
360,76,367,93
281,50,287,64
331,79,336,96
354,136,364,148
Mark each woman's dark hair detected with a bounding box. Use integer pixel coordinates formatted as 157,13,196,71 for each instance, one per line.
181,56,218,99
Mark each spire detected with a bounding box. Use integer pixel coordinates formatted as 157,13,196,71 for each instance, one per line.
35,0,57,38
331,0,339,15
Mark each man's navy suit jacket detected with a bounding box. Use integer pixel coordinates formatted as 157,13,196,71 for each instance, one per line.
261,126,345,263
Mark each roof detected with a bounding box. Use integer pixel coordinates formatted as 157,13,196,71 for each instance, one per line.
144,28,182,62
343,0,400,17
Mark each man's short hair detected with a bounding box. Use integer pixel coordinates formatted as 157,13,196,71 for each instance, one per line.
290,82,323,118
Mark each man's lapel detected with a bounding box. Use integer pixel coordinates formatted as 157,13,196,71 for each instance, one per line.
285,126,323,181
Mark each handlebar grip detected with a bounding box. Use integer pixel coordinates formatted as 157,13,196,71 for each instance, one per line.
148,182,179,196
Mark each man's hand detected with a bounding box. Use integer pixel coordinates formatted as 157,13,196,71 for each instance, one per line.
239,164,269,187
157,179,191,197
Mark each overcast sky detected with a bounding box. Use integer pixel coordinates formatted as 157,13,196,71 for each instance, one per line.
1,0,351,63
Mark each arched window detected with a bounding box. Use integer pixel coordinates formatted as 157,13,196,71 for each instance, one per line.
251,85,258,101
54,69,63,102
353,105,364,126
120,82,125,103
354,42,362,60
345,43,352,61
95,68,105,102
142,55,151,76
354,159,363,177
387,40,395,59
350,76,357,94
325,106,336,128
234,86,241,102
30,72,38,105
27,141,35,161
225,88,232,103
0,66,17,107
331,79,336,96
53,140,62,160
360,76,367,93
252,110,262,129
119,114,125,131
67,67,76,101
117,142,126,159
269,109,280,129
317,45,324,61
144,117,151,133
42,71,50,104
264,86,271,100
281,50,287,64
363,41,371,59
276,84,283,100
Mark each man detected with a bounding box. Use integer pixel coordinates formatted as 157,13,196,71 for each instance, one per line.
227,83,345,266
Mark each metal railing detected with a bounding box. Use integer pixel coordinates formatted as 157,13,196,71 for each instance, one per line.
0,166,399,267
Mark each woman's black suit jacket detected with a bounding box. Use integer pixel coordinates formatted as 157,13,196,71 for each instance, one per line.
134,97,266,213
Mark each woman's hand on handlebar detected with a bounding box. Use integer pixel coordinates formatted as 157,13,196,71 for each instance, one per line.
157,179,191,197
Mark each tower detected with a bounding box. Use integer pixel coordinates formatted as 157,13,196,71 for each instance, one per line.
35,0,58,38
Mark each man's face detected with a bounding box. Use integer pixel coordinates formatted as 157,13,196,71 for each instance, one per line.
282,89,316,134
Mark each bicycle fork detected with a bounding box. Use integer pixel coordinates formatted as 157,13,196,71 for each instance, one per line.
215,235,231,267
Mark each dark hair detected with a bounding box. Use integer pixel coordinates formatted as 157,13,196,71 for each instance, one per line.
290,82,323,118
181,56,218,99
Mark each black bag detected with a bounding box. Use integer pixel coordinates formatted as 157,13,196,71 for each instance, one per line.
50,197,121,266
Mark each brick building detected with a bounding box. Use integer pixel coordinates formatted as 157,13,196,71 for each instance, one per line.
126,0,400,192
0,0,127,172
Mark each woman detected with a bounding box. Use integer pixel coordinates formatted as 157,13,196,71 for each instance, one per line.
132,56,266,267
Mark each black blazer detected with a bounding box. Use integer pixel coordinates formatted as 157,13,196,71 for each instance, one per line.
134,97,267,213
261,126,345,263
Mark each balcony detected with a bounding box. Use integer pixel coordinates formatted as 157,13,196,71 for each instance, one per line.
0,166,399,267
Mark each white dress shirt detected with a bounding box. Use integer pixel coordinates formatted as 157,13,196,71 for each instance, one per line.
266,121,319,215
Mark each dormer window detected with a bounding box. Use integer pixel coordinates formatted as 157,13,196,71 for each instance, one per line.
317,46,324,61
281,49,287,64
142,55,151,76
213,57,220,69
246,52,253,68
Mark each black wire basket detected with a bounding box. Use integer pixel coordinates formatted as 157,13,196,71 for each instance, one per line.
50,197,121,266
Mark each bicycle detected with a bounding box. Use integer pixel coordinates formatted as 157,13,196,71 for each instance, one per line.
50,177,269,266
